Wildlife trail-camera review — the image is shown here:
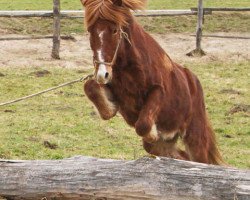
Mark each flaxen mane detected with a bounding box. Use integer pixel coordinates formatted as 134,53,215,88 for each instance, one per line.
82,0,146,29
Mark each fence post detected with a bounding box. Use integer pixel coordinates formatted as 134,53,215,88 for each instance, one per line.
51,0,61,59
187,0,205,57
196,0,203,51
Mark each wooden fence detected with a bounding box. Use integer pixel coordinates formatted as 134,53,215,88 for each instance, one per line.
0,9,211,18
0,0,249,58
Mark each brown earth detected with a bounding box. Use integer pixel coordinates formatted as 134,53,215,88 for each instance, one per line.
0,32,249,69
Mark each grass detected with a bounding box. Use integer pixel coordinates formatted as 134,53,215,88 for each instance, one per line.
0,67,144,160
0,61,249,168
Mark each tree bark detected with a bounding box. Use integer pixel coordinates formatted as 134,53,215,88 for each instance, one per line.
0,156,249,200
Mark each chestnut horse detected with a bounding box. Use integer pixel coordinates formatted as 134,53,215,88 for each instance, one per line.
81,0,223,164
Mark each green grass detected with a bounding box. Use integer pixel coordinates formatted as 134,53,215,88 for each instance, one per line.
0,68,144,160
0,61,249,168
0,0,249,10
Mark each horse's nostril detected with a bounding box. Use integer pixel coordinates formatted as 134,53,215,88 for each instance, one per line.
105,72,109,79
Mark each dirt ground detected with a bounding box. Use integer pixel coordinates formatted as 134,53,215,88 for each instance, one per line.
0,32,249,69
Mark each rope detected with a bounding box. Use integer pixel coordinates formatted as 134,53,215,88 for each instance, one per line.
0,74,93,107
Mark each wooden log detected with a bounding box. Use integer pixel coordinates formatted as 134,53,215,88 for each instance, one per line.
0,10,212,18
0,156,249,200
51,0,61,59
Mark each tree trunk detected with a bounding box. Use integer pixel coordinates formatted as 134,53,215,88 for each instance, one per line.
0,156,249,200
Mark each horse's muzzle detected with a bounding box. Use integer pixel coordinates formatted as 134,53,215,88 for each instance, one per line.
96,64,112,84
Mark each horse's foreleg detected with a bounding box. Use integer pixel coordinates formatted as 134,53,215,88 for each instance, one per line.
135,86,162,143
84,80,118,120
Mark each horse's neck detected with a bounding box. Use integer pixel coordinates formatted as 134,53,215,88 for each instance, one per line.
118,21,170,68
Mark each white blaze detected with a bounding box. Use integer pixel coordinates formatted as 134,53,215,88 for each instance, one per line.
97,50,107,79
96,30,108,83
99,31,104,46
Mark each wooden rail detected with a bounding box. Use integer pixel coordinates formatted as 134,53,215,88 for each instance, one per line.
0,35,76,41
0,9,212,18
191,7,250,12
0,7,247,18
191,34,250,40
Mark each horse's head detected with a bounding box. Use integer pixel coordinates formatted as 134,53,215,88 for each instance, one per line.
88,19,123,84
81,0,146,84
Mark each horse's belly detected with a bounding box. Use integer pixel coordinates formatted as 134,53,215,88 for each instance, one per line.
156,102,191,135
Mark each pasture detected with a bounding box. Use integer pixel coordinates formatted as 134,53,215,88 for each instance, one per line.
0,0,249,168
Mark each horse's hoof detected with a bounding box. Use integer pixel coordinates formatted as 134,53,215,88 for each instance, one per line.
145,154,161,160
143,134,159,143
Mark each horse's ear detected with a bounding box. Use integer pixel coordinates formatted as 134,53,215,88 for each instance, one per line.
113,0,123,7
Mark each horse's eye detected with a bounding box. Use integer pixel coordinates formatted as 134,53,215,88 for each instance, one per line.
113,29,118,34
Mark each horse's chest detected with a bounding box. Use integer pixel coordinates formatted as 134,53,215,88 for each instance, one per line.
112,73,145,108
114,86,144,111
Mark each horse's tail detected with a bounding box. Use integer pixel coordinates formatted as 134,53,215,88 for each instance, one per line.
205,113,224,165
183,68,224,165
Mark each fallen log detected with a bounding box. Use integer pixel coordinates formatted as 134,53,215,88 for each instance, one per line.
0,156,249,200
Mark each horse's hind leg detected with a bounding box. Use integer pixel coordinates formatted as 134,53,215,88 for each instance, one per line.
84,80,118,120
183,117,223,165
183,119,210,163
